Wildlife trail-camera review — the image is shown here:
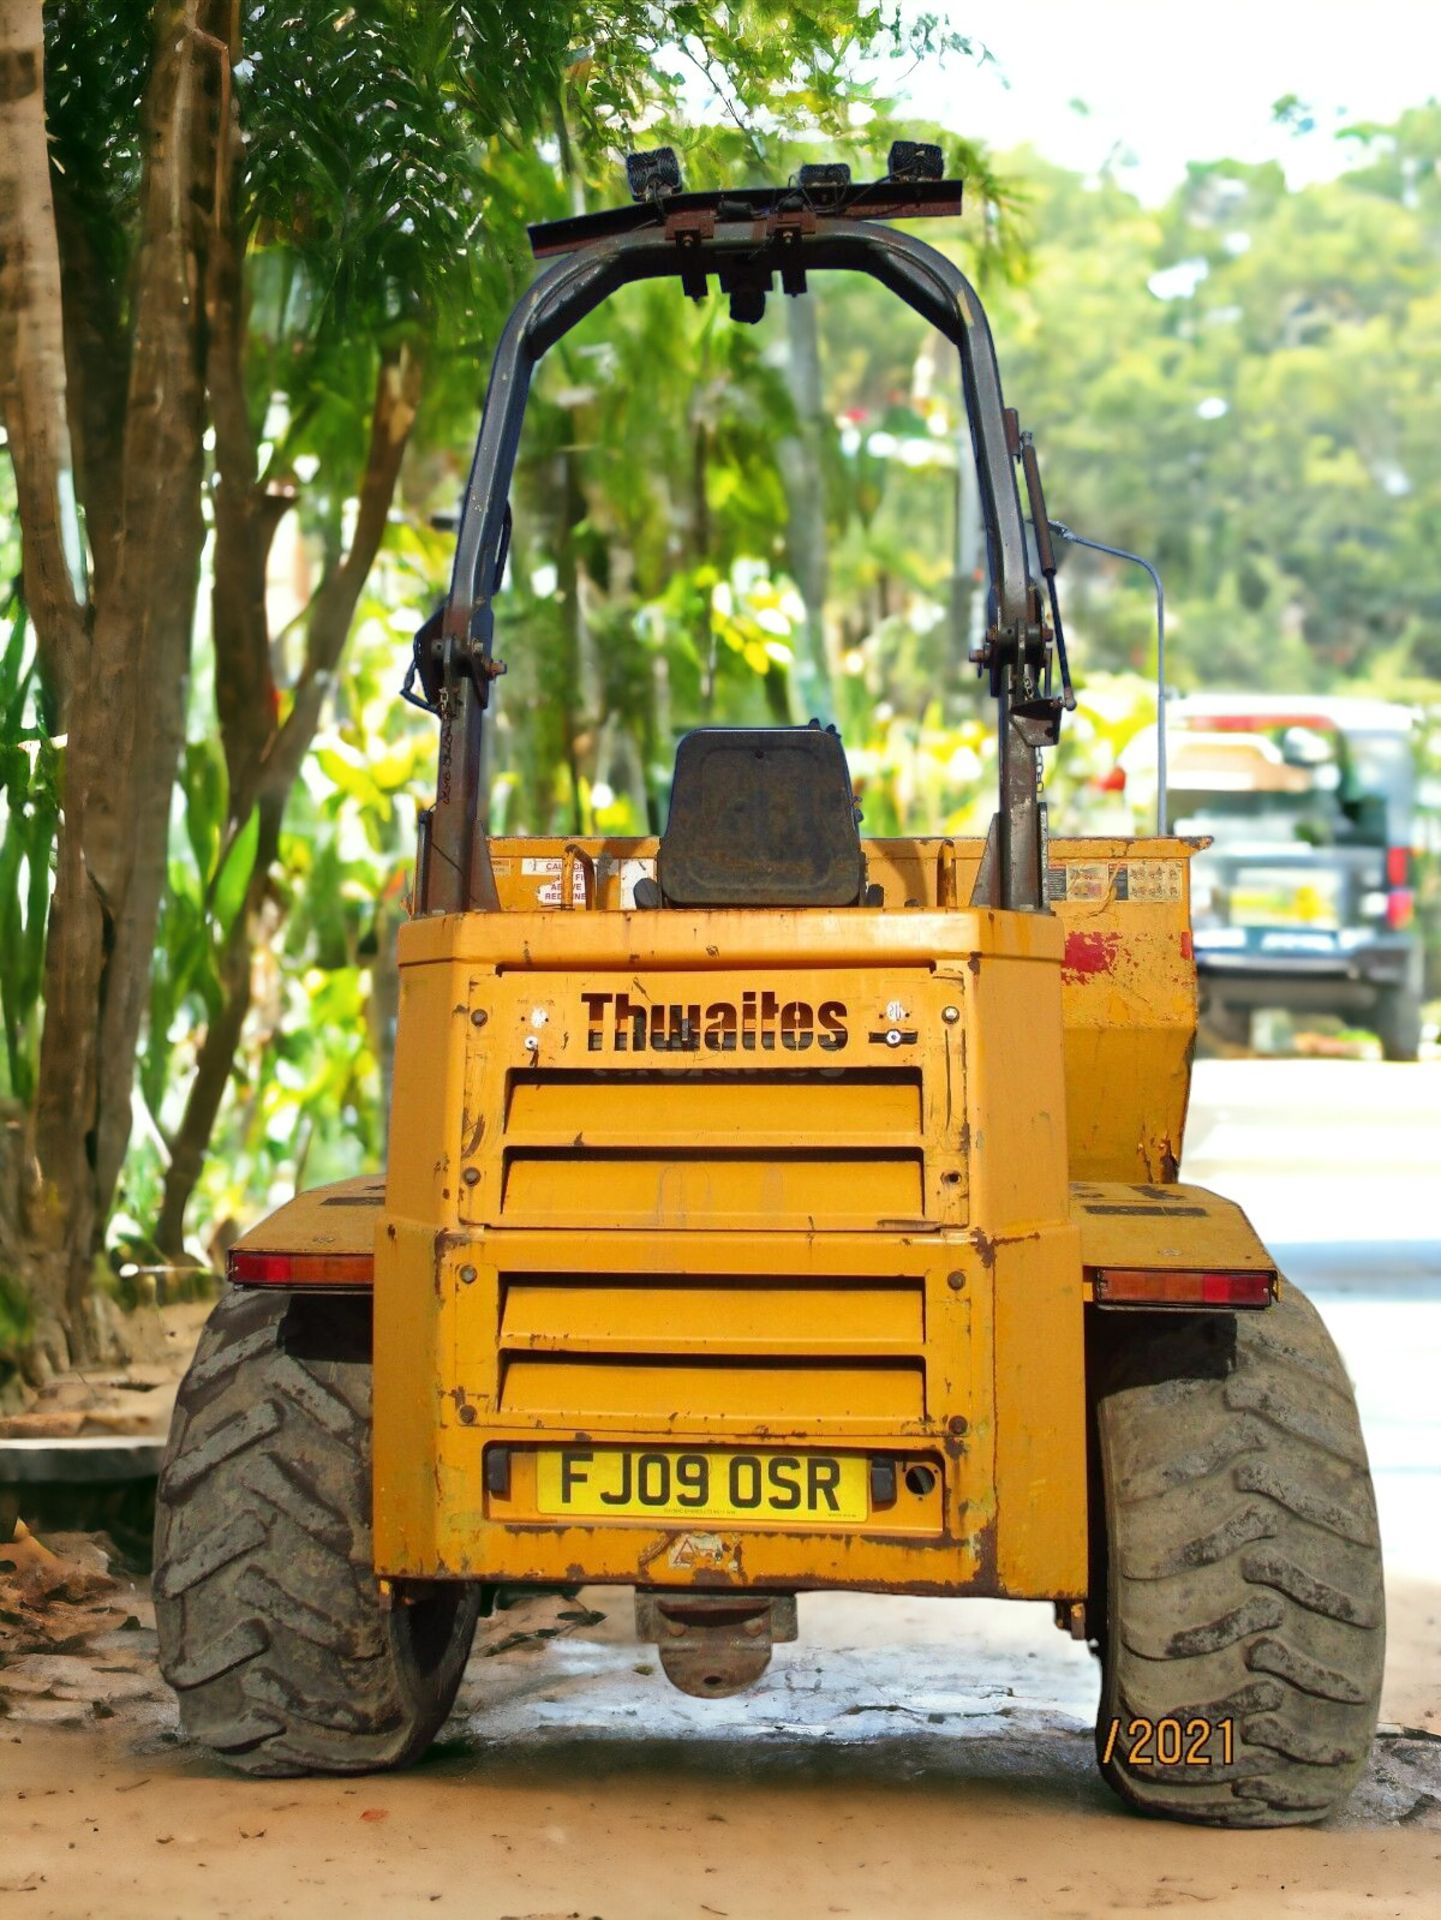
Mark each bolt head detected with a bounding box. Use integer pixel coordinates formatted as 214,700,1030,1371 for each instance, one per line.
459,1264,478,1284
524,1035,540,1052
470,1009,488,1027
884,1028,903,1048
458,1404,477,1425
462,1166,480,1187
942,1004,960,1024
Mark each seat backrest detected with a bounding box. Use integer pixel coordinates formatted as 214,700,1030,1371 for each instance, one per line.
656,726,865,908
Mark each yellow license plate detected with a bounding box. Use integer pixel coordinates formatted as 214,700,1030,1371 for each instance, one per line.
534,1447,869,1524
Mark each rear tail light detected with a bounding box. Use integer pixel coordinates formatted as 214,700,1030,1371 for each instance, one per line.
228,1249,374,1288
1092,1268,1275,1308
1384,847,1415,929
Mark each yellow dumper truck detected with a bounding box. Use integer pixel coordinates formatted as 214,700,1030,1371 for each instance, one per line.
155,150,1384,1825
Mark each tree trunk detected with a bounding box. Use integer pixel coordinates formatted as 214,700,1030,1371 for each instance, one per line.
0,0,87,705
50,171,130,600
0,0,92,1372
154,345,423,1256
153,796,283,1257
3,2,228,1375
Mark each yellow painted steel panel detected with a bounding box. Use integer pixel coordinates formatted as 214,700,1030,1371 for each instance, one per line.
367,873,1107,1600
231,1174,383,1257
399,900,1063,969
372,1216,454,1574
992,1224,1088,1595
500,1276,925,1354
504,1067,923,1142
455,962,971,1232
961,947,1071,1232
498,1356,926,1424
387,961,473,1230
373,1222,1075,1594
1072,1180,1275,1273
471,832,1200,1185
499,1148,925,1230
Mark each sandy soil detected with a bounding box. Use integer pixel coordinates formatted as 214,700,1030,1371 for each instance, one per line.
2,1540,1438,1920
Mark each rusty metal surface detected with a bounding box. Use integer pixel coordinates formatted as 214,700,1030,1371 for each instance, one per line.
635,1591,798,1698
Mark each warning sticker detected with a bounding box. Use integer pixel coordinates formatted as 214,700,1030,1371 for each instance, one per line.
1125,860,1183,902
523,854,587,905
1049,858,1182,904
1065,861,1112,902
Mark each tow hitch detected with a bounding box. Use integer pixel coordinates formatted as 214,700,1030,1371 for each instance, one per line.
635,1591,799,1697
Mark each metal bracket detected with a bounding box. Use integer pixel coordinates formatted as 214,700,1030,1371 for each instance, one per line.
1010,696,1064,749
769,207,816,295
1054,1599,1089,1640
665,205,717,301
635,1591,798,1697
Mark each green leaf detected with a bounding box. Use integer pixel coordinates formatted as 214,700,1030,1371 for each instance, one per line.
213,806,260,938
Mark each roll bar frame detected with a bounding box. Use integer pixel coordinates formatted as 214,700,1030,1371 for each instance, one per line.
423,197,1058,916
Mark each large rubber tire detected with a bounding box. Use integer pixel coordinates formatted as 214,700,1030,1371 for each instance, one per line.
1374,984,1423,1063
154,1287,480,1776
1092,1285,1385,1826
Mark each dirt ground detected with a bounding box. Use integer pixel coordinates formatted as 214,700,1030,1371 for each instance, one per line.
2,1525,1438,1920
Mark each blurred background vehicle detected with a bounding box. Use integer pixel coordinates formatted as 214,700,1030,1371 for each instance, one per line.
1116,695,1437,1058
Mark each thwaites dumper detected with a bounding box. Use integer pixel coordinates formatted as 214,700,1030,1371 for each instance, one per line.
156,151,1385,1825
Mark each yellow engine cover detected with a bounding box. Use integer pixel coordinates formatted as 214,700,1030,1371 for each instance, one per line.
372,896,1090,1600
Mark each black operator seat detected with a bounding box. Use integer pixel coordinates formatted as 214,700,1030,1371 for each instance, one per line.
652,724,867,908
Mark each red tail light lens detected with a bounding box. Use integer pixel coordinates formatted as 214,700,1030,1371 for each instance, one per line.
1386,846,1411,887
228,1249,374,1288
1387,887,1415,931
1092,1268,1275,1308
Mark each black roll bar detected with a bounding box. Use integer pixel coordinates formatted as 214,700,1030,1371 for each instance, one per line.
426,213,1051,916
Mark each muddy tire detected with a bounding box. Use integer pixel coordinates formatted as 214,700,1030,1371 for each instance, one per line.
154,1287,480,1777
1092,1284,1384,1826
1374,984,1422,1063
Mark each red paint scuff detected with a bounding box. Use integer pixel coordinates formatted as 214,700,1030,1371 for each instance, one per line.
1063,930,1120,979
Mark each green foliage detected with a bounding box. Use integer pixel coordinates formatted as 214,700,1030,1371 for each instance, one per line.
993,115,1441,689
0,1267,34,1379
0,578,60,1106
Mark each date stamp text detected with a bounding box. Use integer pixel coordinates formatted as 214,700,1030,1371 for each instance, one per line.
1100,1716,1235,1768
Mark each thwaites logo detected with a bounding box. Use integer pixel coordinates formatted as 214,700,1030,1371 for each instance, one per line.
581,990,848,1054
